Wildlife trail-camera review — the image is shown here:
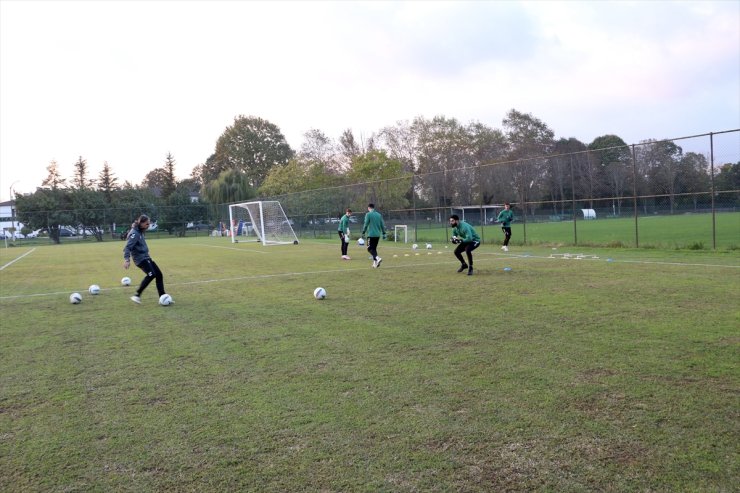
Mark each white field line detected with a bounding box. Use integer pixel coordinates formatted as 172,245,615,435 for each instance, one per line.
0,258,468,301
192,243,270,253
484,251,740,269
0,248,36,271
1,251,737,301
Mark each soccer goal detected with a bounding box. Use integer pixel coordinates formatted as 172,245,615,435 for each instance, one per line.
228,200,299,245
394,224,408,243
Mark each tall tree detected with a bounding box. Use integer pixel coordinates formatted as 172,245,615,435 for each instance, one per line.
637,139,683,213
41,160,66,190
347,150,410,211
162,152,177,199
97,161,119,204
208,115,294,187
142,168,172,195
502,110,555,213
201,169,256,206
714,162,739,194
588,134,631,213
72,156,94,189
677,152,711,210
338,128,362,166
300,129,338,169
15,188,73,243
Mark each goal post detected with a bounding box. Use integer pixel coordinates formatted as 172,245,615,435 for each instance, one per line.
394,225,408,243
228,200,299,245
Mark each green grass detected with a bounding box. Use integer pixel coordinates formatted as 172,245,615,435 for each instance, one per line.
1,238,739,492
395,211,740,249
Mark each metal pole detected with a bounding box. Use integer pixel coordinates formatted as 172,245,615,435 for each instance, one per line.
9,180,20,240
570,155,577,245
631,145,639,248
709,133,716,250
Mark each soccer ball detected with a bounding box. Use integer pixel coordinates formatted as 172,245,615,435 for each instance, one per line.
121,276,131,286
426,243,432,249
313,287,326,300
357,238,365,246
69,292,82,304
159,293,173,306
88,284,100,295
412,243,418,250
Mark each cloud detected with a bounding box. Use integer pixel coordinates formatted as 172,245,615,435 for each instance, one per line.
1,0,738,199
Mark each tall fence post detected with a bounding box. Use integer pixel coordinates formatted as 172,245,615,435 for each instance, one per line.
411,173,418,243
570,154,577,245
631,144,639,248
710,132,716,250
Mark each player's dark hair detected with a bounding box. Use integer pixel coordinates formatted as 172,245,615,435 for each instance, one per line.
450,214,460,220
504,202,510,207
346,208,352,213
135,214,150,230
368,203,375,209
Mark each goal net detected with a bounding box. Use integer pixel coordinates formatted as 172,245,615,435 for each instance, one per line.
228,200,299,245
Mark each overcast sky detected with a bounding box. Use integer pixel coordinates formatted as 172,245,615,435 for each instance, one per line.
1,0,738,201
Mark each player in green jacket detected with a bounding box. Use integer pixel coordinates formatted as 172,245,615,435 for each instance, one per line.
361,203,387,268
338,208,352,260
449,214,481,276
496,202,514,252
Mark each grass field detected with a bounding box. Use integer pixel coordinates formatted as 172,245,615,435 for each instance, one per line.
403,211,740,249
1,237,738,492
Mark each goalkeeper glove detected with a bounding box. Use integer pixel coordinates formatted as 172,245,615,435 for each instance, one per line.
382,234,387,240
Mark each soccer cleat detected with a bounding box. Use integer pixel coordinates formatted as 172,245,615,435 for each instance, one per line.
375,257,382,268
372,259,377,268
130,295,141,304
502,246,509,252
457,264,468,273
341,255,350,260
468,267,474,276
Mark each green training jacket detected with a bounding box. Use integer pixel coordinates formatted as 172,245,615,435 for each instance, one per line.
362,210,386,238
452,220,480,243
338,214,350,234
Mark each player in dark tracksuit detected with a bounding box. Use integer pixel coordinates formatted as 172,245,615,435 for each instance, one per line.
123,214,167,304
449,214,481,276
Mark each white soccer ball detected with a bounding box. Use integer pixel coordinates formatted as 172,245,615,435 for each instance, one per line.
69,292,82,304
412,243,418,250
159,293,173,306
88,284,100,295
357,238,365,246
313,287,326,300
426,243,432,249
121,276,131,286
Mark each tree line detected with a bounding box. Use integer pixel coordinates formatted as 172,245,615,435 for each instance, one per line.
14,110,739,242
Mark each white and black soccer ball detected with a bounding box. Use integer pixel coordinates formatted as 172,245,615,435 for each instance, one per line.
357,238,365,246
426,243,432,249
121,276,131,286
412,243,418,250
159,293,174,306
313,287,326,300
69,292,82,304
88,284,100,295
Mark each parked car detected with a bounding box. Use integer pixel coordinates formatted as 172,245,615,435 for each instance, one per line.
25,229,42,238
186,221,211,231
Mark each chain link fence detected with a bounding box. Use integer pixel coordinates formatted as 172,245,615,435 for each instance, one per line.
8,130,739,249
271,130,739,249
